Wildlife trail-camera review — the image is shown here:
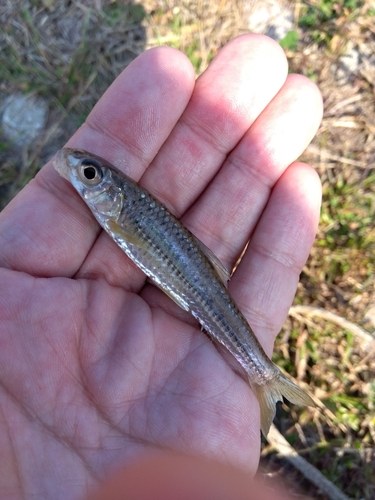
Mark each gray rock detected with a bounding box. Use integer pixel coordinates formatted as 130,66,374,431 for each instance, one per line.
339,45,360,74
245,0,294,42
1,94,49,147
335,42,375,85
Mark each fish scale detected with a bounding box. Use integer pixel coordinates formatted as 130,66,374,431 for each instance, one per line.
115,182,272,377
54,147,314,436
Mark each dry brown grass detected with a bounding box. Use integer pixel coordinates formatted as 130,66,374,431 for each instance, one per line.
1,1,374,498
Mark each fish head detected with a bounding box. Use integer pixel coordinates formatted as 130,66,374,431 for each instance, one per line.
54,148,124,221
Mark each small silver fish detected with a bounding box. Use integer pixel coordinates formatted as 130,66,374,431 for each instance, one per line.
54,147,313,436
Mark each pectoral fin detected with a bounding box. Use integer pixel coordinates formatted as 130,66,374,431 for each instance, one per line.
106,220,149,249
107,219,190,312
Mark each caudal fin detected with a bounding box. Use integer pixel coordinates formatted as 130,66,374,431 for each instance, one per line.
250,372,314,437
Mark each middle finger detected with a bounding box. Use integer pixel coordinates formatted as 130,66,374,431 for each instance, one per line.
140,34,289,216
184,73,323,271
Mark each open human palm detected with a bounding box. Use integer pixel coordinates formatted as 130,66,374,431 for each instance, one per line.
0,35,322,499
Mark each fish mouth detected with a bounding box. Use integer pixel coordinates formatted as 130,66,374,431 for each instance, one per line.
54,148,85,181
53,148,71,181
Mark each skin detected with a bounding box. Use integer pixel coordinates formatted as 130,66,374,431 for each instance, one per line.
88,451,296,500
0,35,322,500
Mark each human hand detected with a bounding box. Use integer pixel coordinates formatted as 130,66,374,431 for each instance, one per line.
0,35,322,499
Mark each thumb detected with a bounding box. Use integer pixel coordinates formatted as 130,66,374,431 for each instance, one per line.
86,451,295,500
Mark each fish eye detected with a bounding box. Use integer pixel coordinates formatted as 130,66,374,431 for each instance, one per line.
83,165,97,180
78,158,103,185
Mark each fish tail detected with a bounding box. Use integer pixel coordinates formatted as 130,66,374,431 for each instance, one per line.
250,371,314,437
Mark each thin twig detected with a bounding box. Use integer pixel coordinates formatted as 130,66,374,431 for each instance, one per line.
306,144,368,168
267,425,351,500
289,305,375,352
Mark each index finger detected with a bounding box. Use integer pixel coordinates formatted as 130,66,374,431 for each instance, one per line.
0,48,195,277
